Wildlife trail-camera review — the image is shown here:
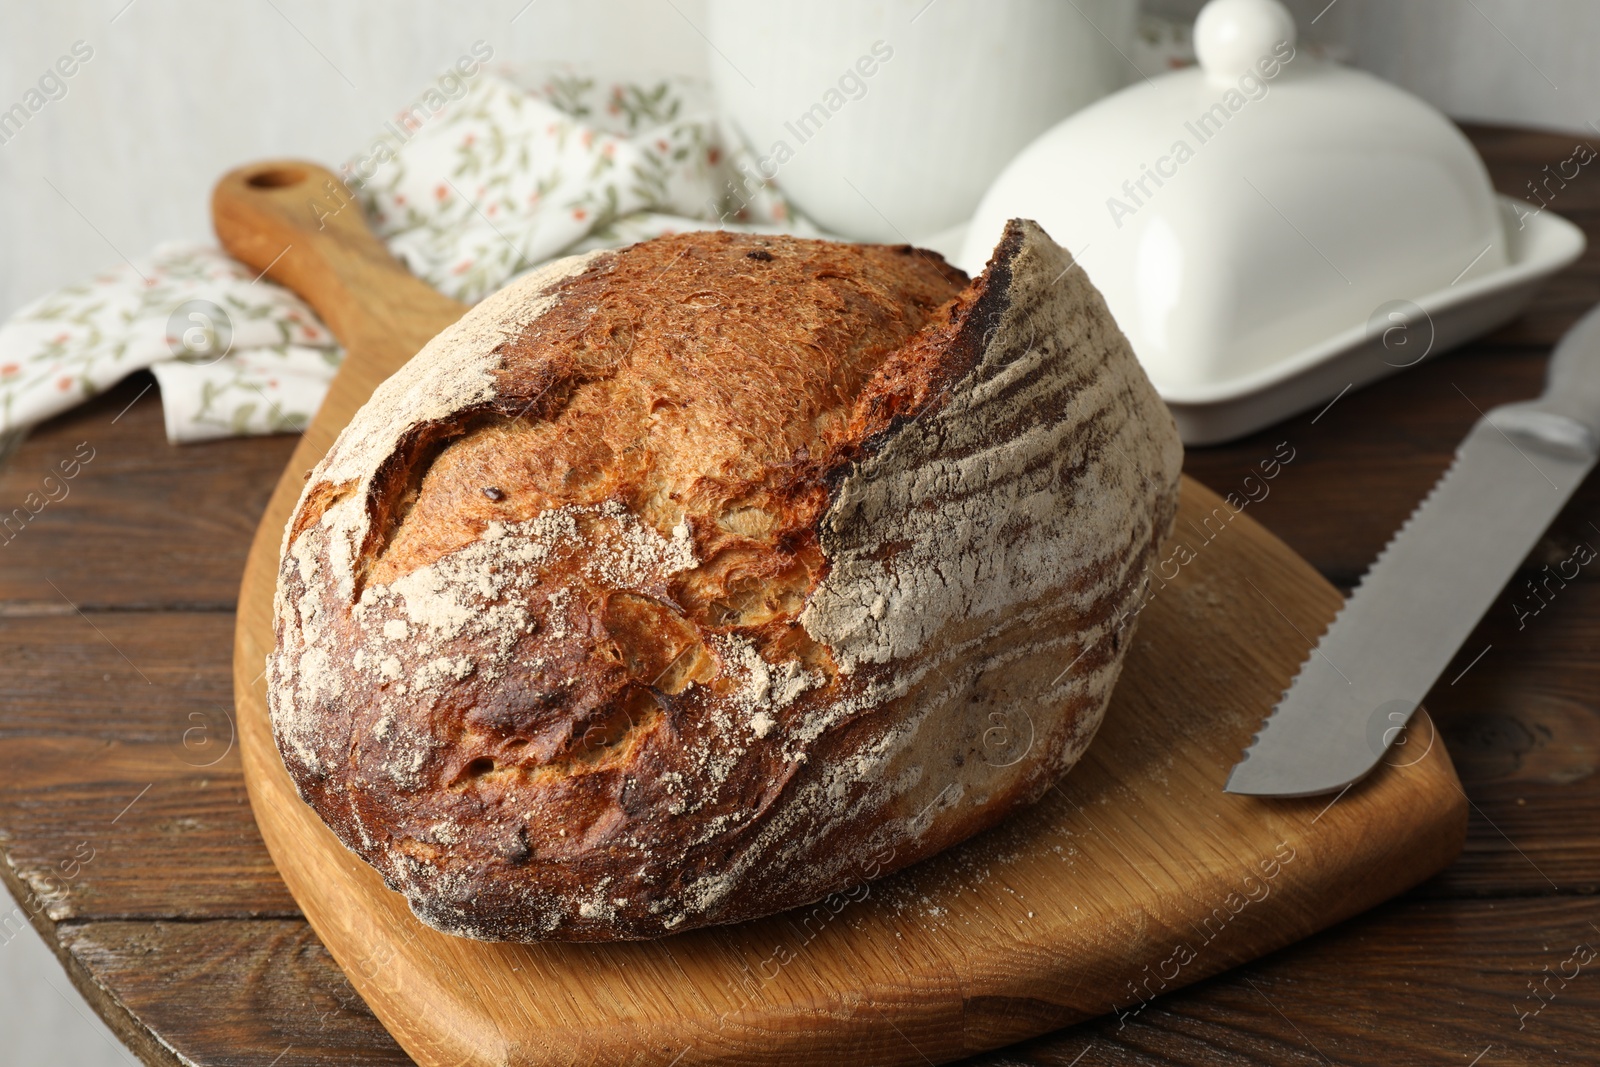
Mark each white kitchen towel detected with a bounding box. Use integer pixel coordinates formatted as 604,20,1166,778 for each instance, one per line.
0,69,808,443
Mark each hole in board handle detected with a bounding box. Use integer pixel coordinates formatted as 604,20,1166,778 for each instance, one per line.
245,167,308,189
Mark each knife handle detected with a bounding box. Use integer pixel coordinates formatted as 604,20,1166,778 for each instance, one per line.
1489,401,1599,463
1542,303,1600,443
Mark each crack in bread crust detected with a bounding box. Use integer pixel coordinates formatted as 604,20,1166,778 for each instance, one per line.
267,222,1182,942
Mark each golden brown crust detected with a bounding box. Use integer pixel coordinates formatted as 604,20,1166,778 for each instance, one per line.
369,233,967,585
268,222,1182,941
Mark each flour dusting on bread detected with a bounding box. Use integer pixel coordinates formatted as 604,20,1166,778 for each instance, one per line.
267,222,1181,942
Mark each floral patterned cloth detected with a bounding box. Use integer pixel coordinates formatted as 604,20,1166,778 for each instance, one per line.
0,243,338,442
0,69,810,443
356,71,811,304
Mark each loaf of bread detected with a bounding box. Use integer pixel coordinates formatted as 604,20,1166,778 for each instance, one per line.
267,219,1182,942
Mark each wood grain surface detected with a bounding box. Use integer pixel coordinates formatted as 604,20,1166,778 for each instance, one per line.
0,126,1597,1066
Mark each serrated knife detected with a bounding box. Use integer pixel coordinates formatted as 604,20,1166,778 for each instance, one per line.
1226,303,1600,797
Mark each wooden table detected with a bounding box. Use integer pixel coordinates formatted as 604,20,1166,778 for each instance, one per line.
1,125,1597,1067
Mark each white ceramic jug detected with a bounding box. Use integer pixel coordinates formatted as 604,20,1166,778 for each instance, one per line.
706,0,1139,242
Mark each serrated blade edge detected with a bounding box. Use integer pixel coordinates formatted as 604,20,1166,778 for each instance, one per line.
1226,414,1595,797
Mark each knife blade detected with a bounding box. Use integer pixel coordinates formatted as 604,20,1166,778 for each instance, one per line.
1225,303,1600,797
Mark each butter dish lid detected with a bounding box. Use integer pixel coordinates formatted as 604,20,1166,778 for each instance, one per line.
958,0,1507,399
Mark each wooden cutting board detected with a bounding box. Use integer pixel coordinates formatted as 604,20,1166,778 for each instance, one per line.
221,160,1468,1067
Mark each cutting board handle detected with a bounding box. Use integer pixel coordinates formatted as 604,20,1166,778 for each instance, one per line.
212,160,466,379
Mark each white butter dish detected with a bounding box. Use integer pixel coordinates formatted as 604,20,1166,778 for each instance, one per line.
1161,199,1581,443
956,0,1583,444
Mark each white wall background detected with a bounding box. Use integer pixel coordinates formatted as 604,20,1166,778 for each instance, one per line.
0,0,712,321
1150,0,1600,135
0,0,1596,1063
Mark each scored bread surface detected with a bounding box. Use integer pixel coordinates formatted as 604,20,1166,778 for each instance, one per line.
268,220,1182,941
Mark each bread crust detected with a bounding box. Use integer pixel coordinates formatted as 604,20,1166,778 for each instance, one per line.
267,220,1182,941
